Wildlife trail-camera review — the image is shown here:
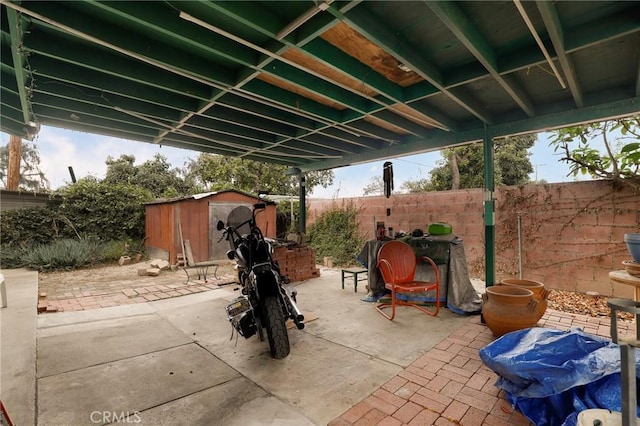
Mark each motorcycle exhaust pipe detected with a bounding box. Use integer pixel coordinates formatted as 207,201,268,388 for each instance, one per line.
283,290,304,323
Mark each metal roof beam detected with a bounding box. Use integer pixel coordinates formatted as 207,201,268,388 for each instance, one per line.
300,127,479,172
28,47,359,149
536,1,583,108
406,7,640,104
5,1,370,151
25,27,215,101
1,97,24,122
331,4,493,124
301,96,640,172
93,2,417,138
5,7,34,126
179,7,438,136
426,0,536,117
30,60,201,113
32,88,184,127
299,38,458,131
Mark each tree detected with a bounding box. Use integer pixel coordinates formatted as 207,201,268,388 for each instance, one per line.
548,117,640,191
362,176,384,196
400,178,433,193
102,154,198,198
404,134,535,192
185,154,334,196
0,141,50,191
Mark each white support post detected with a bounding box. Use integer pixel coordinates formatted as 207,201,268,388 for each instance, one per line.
0,273,7,308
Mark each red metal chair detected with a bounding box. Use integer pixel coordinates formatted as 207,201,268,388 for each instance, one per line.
376,240,440,320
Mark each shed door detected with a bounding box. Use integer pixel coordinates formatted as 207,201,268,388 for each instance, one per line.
209,202,252,260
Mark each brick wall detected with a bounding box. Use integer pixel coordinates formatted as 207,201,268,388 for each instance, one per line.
272,245,320,283
308,180,640,297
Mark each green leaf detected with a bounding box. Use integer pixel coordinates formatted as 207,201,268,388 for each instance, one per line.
621,143,640,153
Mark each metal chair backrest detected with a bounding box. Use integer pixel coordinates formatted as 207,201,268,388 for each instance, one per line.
377,240,418,285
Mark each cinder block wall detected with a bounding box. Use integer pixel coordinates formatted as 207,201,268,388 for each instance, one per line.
308,180,640,297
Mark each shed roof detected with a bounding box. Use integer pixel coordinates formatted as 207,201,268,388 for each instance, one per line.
143,189,275,205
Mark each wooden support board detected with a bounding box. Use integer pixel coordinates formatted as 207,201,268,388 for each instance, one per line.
183,240,195,266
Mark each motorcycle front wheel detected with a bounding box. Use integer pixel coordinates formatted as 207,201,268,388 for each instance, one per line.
263,296,290,359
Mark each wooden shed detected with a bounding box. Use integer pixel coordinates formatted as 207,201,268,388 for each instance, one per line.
144,190,276,264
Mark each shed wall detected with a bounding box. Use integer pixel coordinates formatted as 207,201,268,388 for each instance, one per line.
145,191,276,264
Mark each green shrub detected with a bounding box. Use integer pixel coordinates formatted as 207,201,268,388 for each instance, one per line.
20,238,106,271
0,206,62,245
0,243,29,269
307,201,365,266
101,239,146,262
55,179,152,241
0,179,152,247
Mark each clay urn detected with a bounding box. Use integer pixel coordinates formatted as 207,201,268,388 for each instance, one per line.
482,286,539,337
499,278,549,321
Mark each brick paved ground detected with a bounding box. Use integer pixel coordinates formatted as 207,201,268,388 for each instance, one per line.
37,261,236,313
329,310,634,426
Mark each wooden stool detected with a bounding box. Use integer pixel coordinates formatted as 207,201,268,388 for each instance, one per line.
341,268,367,292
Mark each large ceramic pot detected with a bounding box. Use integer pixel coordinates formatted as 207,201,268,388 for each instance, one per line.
482,286,539,337
624,233,640,262
499,278,549,321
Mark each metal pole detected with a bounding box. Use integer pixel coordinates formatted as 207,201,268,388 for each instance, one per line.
620,344,636,426
483,127,496,287
518,214,523,279
298,174,306,234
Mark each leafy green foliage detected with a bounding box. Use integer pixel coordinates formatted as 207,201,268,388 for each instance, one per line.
54,178,152,241
413,135,535,191
102,239,146,262
1,178,153,246
400,178,434,193
103,153,199,197
307,202,365,266
185,154,333,196
0,206,61,245
275,200,303,237
549,117,639,190
0,141,50,191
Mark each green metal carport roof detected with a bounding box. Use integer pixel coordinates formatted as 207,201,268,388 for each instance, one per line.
1,0,639,174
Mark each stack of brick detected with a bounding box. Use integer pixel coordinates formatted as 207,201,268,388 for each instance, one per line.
272,244,321,282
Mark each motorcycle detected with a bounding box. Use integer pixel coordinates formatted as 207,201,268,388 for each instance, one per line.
216,203,304,359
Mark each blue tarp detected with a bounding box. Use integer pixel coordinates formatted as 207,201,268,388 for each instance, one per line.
479,327,640,426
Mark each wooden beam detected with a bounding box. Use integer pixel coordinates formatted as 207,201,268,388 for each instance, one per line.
7,135,22,190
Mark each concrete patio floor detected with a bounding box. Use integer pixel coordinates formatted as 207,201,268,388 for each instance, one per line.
0,267,633,426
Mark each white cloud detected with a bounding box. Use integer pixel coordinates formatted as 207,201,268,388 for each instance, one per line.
30,127,197,189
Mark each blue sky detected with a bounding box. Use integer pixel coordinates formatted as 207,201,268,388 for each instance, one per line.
2,125,588,197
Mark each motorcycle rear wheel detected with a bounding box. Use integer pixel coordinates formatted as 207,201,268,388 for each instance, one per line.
263,296,290,359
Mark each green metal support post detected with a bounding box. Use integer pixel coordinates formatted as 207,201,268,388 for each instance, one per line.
299,173,306,234
483,128,496,287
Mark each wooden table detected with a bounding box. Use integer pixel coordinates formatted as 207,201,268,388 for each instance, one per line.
610,270,640,301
